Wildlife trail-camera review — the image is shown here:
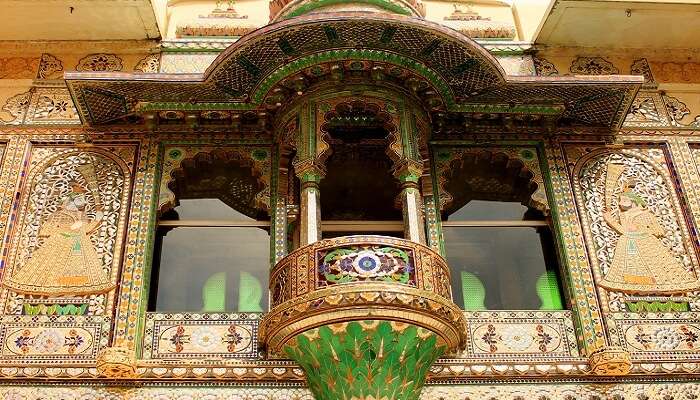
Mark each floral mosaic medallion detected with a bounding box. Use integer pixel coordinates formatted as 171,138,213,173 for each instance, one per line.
458,311,579,359
317,245,415,286
160,324,253,354
0,315,106,361
474,323,560,353
622,322,700,353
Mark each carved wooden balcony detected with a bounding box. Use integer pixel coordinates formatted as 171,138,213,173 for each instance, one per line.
260,235,466,400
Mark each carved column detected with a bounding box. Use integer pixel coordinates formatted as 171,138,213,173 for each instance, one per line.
395,160,426,244
295,161,324,246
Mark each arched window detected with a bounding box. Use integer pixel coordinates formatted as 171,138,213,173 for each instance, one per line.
318,101,404,238
148,152,270,313
439,150,565,310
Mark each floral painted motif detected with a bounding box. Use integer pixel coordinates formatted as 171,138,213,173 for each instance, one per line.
76,54,123,72
3,326,92,356
472,322,564,355
626,323,700,352
190,326,219,352
317,245,415,286
147,315,257,359
32,329,64,353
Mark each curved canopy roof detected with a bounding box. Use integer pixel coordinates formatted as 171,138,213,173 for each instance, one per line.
66,12,642,130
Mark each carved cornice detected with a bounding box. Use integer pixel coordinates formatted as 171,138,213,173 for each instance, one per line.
65,12,641,131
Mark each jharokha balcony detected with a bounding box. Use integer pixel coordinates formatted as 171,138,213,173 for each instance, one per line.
260,235,466,400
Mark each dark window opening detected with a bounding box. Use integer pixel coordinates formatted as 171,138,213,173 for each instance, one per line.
440,151,565,311
148,159,270,313
318,123,403,238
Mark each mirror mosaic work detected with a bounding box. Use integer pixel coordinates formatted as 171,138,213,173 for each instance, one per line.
0,0,700,398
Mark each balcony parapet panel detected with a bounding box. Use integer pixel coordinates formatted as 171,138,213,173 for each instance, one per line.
260,235,466,400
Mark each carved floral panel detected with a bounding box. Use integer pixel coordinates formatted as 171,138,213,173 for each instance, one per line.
622,321,700,354
0,145,137,320
459,311,579,359
143,312,259,359
0,315,107,363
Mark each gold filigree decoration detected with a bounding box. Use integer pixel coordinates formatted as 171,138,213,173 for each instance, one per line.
96,346,136,378
588,346,631,376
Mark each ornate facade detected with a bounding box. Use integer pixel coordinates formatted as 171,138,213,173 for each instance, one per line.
0,0,699,398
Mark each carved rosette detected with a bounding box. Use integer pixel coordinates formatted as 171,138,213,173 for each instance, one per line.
96,346,136,378
260,236,466,400
588,346,632,376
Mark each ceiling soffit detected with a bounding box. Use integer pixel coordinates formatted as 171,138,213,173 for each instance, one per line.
536,0,700,49
65,12,642,131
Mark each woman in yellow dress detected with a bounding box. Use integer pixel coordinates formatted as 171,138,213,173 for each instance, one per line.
600,188,700,294
3,183,114,296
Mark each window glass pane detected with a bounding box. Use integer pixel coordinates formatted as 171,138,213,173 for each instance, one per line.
443,226,563,310
168,198,257,221
150,227,269,312
322,231,404,239
447,200,533,221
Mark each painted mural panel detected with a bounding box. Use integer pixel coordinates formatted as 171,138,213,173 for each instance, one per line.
568,144,700,356
0,144,136,361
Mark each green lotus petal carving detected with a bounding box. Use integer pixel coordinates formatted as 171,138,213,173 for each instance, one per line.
284,320,445,400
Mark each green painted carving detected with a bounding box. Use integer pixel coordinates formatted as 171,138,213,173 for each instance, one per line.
626,300,689,313
284,321,444,400
283,0,413,19
253,49,448,105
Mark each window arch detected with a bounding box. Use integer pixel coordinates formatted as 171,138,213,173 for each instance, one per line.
148,148,271,313
437,148,565,310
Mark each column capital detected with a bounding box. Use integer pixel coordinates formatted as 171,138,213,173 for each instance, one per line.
393,159,424,184
293,158,325,183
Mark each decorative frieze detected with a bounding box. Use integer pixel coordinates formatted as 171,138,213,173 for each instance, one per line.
570,56,619,75
24,87,79,125
76,53,123,72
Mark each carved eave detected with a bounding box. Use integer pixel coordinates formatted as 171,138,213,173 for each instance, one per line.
65,12,643,132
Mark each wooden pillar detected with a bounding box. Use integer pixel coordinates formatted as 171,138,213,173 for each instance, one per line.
296,162,324,246
395,160,426,244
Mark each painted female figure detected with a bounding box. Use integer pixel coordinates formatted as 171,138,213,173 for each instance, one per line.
600,165,700,293
3,182,114,296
